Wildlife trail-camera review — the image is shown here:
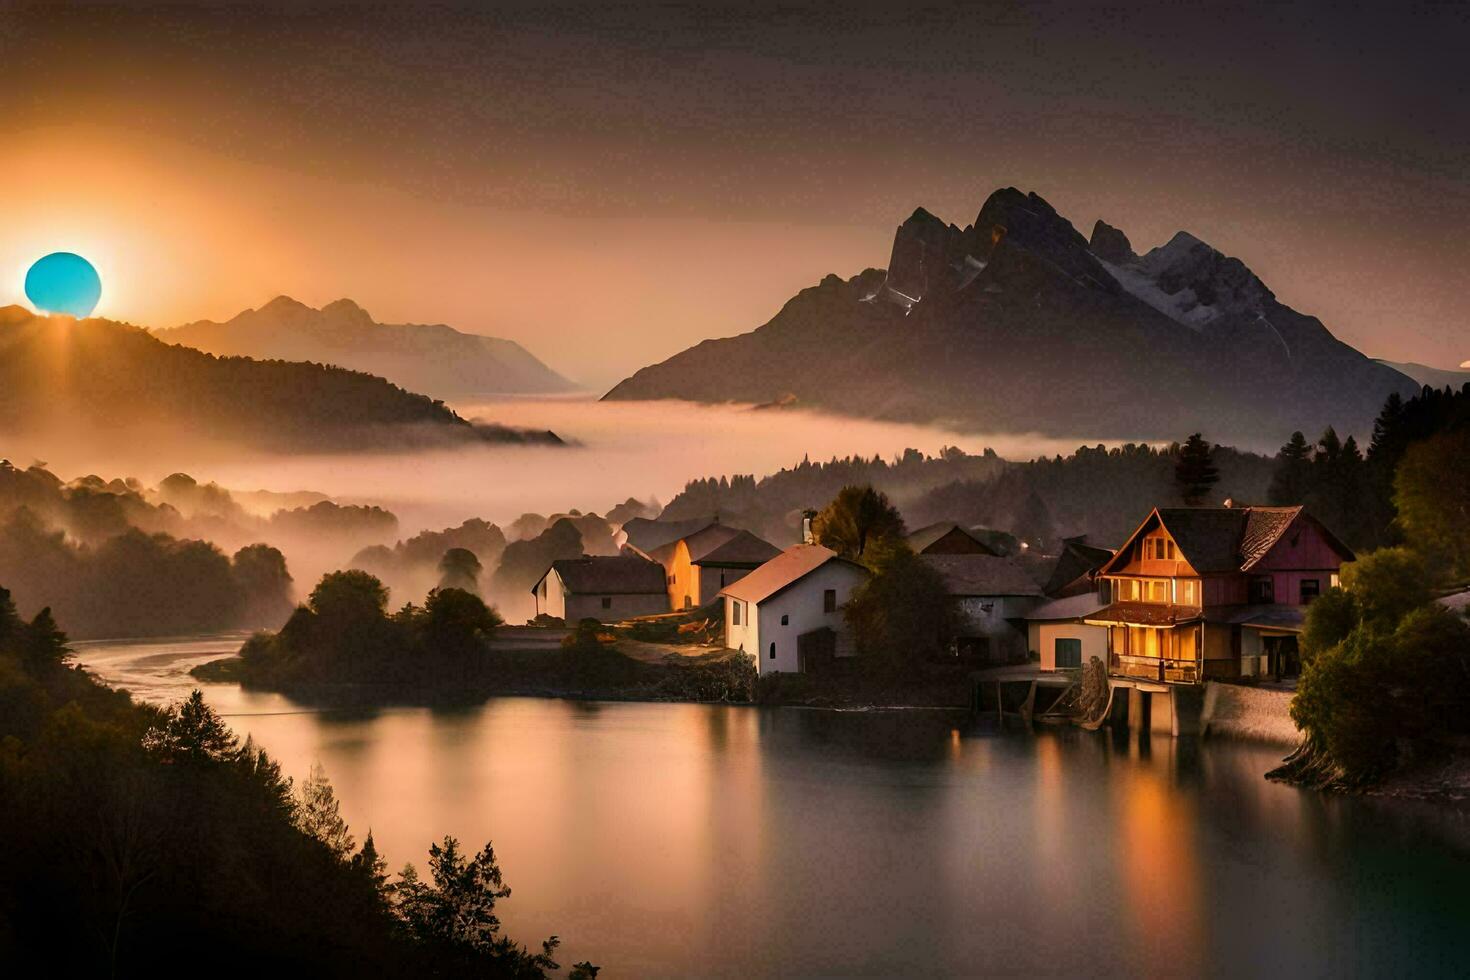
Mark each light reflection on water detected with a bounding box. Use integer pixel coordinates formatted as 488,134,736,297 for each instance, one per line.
75,636,1470,977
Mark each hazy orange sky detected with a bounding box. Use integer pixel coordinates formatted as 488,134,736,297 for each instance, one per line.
3,2,1466,387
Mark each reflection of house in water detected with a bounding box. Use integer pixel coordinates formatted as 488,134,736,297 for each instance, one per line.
1085,504,1353,734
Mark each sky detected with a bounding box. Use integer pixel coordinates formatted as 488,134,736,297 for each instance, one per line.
2,1,1467,388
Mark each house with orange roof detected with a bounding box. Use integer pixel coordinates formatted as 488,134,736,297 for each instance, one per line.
719,544,869,674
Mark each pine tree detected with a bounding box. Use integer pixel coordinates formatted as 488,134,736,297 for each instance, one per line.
1268,431,1313,505
142,690,239,763
1174,433,1220,506
20,607,68,670
351,831,390,895
297,763,356,860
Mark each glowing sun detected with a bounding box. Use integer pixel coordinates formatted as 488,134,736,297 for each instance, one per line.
25,252,102,317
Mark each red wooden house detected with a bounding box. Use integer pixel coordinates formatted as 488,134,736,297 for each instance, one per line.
1086,504,1354,685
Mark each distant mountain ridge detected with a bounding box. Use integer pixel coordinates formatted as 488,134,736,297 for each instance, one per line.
604,188,1419,446
0,306,561,452
158,296,576,400
1375,359,1470,391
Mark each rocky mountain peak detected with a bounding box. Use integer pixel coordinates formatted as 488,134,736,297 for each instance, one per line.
883,207,964,306
1089,220,1137,265
322,298,374,323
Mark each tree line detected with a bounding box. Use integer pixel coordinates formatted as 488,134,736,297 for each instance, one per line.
1271,384,1470,788
0,586,596,976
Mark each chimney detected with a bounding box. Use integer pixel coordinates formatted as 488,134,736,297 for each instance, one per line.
801,509,816,545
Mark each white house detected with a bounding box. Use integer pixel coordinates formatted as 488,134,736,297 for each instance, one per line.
1025,592,1109,671
720,544,869,675
531,554,669,623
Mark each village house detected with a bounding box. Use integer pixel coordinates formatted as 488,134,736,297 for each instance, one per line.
1083,504,1353,739
649,523,782,611
618,515,718,556
720,543,869,675
531,554,669,623
1022,536,1116,671
922,554,1044,664
906,521,999,556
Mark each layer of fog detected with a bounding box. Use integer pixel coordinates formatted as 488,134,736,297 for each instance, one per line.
183,398,1093,538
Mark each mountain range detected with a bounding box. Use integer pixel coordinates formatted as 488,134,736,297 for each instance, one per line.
604,188,1420,446
1377,359,1470,391
158,296,576,400
0,306,561,453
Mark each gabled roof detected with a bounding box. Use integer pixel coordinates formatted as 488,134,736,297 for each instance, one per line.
695,529,781,567
1099,505,1352,576
922,555,1044,597
906,521,999,555
679,522,742,561
1026,592,1106,622
536,555,666,595
620,516,718,555
718,544,867,604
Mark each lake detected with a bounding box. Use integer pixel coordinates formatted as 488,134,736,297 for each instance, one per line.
76,636,1470,977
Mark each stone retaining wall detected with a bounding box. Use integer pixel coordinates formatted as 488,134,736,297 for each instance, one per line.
1201,682,1300,745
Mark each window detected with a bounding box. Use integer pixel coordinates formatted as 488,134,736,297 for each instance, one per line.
1330,573,1341,589
1054,637,1082,669
1147,580,1169,603
1145,537,1176,561
1176,579,1200,606
732,601,742,626
823,589,837,613
1300,579,1320,604
720,572,726,587
601,596,612,610
1250,577,1275,604
781,614,789,626
769,642,776,660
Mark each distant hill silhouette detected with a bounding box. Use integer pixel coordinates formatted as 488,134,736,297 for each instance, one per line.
1375,359,1470,392
604,188,1419,446
0,307,561,451
159,296,576,400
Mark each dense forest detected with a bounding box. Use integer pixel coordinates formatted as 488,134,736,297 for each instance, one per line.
0,589,596,976
0,461,397,636
661,442,1274,549
1270,384,1470,792
0,307,562,452
659,385,1470,553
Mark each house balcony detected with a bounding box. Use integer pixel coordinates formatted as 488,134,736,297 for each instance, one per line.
1110,654,1200,686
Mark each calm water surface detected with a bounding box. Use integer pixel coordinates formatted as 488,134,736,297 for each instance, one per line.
76,636,1470,977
